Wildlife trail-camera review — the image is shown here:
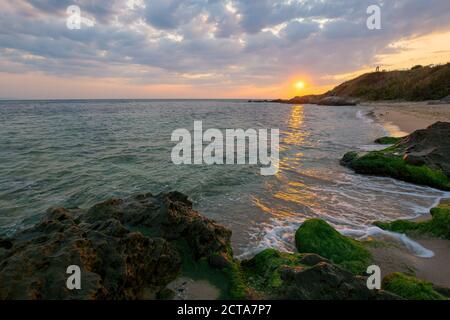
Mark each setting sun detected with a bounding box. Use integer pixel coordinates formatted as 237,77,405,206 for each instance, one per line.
295,81,305,90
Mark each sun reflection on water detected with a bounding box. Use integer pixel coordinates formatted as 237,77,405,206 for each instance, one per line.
252,104,322,219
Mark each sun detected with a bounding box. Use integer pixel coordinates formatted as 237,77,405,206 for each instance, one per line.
295,81,305,90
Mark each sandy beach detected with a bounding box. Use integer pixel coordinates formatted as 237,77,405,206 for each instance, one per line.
363,101,450,135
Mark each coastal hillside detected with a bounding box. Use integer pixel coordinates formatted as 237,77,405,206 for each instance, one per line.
327,63,450,101
269,63,450,105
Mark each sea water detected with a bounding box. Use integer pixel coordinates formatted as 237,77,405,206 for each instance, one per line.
0,100,447,257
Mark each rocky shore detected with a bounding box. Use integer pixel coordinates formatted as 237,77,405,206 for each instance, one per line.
1,188,449,300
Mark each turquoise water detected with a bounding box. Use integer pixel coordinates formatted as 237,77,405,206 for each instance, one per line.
0,100,447,256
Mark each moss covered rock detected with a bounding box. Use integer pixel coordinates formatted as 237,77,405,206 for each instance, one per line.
382,273,448,300
374,202,450,239
241,249,309,293
342,151,450,190
342,122,450,191
241,248,394,300
295,219,372,274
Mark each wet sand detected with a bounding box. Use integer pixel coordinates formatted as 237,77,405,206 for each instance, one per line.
370,237,450,288
166,277,220,300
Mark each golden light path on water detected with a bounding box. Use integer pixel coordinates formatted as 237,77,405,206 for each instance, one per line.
252,105,323,221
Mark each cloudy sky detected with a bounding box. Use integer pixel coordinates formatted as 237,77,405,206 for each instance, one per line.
0,0,449,99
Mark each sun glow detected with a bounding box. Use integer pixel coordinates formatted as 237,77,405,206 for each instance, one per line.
295,81,305,90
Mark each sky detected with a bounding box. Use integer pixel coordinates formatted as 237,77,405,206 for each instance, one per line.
0,0,449,99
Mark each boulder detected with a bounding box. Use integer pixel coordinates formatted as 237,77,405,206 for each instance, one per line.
382,272,448,300
0,192,232,300
295,219,372,274
394,122,450,177
278,262,398,300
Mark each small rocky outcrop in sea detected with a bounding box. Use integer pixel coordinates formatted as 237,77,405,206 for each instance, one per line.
0,192,233,299
341,122,450,190
261,95,359,106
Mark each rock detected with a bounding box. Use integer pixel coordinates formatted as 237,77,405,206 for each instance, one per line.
395,122,450,177
298,253,330,266
272,95,359,106
241,249,307,293
340,151,359,166
382,272,448,300
374,202,450,239
317,96,358,106
295,219,372,274
208,252,233,269
156,288,176,300
278,262,398,300
0,192,232,300
403,153,426,166
428,95,450,105
341,122,450,191
288,94,323,104
432,284,450,297
241,248,394,300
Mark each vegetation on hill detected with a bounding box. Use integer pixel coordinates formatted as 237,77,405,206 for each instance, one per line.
326,63,450,101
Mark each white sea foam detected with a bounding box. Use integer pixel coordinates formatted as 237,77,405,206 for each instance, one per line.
356,110,374,124
342,227,434,258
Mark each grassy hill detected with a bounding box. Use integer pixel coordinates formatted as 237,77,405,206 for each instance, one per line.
325,63,450,101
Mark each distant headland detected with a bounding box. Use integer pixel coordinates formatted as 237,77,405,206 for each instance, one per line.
250,63,450,106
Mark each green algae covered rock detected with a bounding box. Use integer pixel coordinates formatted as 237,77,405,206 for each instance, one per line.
341,122,450,191
241,249,310,293
344,152,450,190
295,219,372,274
374,202,450,239
382,273,448,300
241,248,396,300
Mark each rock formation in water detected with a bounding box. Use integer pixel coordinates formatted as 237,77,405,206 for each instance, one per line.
341,122,450,190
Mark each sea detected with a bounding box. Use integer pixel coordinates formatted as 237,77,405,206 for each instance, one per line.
1,100,448,257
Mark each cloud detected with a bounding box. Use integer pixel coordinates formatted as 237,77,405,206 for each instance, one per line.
0,0,449,97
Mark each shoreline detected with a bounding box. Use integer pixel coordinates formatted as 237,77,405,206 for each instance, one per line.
362,101,450,134
357,104,450,288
